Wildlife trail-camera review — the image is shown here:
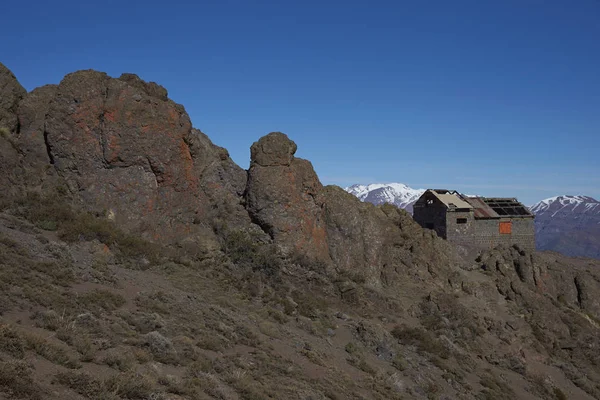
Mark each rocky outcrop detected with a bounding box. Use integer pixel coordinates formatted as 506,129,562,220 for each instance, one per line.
244,133,458,286
0,63,34,199
324,188,460,287
0,62,26,133
478,245,600,322
0,66,251,245
245,132,330,263
39,70,207,242
17,84,58,165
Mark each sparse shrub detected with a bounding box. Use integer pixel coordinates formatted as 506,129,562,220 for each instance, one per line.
77,289,126,315
292,289,328,318
0,126,19,151
14,191,76,231
55,370,157,399
172,336,199,363
158,374,189,395
186,358,215,376
142,331,177,364
103,372,157,399
135,291,173,316
0,324,25,358
302,349,327,366
10,191,162,265
72,334,96,362
0,360,43,399
479,373,515,399
197,333,228,352
391,353,407,371
101,348,135,371
345,342,359,355
120,311,165,334
347,356,376,375
258,321,282,338
54,371,104,398
32,310,60,331
223,229,281,275
24,333,80,369
553,387,568,400
234,324,260,347
268,308,289,324
391,325,450,359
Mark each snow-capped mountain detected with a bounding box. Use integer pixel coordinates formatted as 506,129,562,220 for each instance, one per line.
345,183,425,213
530,195,600,216
530,195,600,259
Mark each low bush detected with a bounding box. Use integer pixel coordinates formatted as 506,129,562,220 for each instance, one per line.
391,325,450,359
0,360,43,399
54,370,157,399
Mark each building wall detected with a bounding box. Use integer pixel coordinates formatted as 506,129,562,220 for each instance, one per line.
413,196,448,238
445,211,476,243
446,216,535,251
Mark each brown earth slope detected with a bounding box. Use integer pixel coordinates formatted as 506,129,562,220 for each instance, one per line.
1,63,600,400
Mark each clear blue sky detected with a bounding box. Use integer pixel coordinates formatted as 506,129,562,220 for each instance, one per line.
2,0,599,205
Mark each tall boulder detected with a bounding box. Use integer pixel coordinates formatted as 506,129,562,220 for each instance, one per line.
245,132,330,263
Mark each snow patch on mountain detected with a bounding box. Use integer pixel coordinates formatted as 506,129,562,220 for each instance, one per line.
530,195,600,215
531,195,600,259
345,183,425,213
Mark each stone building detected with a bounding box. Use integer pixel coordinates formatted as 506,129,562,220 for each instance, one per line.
413,189,535,251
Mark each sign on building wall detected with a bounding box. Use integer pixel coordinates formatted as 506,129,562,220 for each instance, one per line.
499,221,512,234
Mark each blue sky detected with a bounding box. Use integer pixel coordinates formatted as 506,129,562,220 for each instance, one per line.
2,0,599,205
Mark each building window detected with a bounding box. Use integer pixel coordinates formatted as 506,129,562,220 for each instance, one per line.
426,223,434,229
456,218,467,224
426,199,434,205
499,221,512,234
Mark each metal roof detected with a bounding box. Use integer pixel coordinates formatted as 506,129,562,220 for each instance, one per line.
464,196,533,219
429,190,473,210
464,197,499,218
421,190,533,219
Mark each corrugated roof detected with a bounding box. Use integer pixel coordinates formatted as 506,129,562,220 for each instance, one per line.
464,197,499,218
482,198,533,217
465,197,533,219
430,190,473,210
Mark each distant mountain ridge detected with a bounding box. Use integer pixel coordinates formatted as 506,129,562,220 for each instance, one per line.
347,184,600,260
530,195,600,259
345,183,425,213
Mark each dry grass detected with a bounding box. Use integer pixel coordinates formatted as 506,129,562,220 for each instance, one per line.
54,370,158,399
0,360,44,400
0,324,79,368
9,191,163,263
23,332,80,368
479,372,516,400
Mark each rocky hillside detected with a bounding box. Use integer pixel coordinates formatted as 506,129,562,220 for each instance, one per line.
531,195,600,259
1,62,600,400
345,183,425,214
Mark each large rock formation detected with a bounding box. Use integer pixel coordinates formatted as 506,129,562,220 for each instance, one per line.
245,132,330,263
0,63,31,198
0,63,26,133
244,132,460,288
0,64,251,245
41,70,206,242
